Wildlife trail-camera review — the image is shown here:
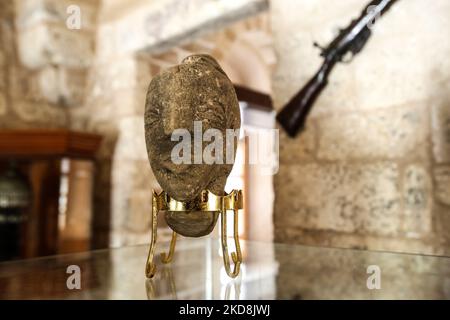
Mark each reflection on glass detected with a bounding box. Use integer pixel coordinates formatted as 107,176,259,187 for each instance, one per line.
1,238,449,299
222,279,241,300
146,266,177,300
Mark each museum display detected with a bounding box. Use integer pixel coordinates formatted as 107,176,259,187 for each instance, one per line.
1,0,449,307
276,0,400,137
144,54,243,278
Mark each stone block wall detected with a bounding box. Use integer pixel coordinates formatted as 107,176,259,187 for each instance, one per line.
271,0,450,255
81,53,159,247
0,1,65,129
0,0,99,130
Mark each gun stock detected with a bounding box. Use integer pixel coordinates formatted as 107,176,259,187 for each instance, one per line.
276,58,336,137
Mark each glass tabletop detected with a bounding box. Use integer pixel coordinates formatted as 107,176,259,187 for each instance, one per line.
1,237,449,299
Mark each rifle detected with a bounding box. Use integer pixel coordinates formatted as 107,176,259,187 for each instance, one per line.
276,0,399,137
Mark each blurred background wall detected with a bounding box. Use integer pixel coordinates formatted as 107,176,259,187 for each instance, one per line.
0,0,73,129
272,0,450,255
0,0,449,258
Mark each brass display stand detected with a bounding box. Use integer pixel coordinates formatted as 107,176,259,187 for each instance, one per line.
145,189,243,279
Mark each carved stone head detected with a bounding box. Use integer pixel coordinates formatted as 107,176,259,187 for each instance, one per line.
144,54,241,237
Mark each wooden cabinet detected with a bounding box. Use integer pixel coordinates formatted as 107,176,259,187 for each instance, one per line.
0,129,101,259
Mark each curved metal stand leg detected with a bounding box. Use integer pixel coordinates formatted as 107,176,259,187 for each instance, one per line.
161,231,177,264
221,206,242,278
145,193,159,278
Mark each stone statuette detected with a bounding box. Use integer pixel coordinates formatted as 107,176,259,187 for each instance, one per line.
144,54,241,237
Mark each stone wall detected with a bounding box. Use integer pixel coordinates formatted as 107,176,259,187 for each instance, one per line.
82,52,157,247
271,0,450,255
0,0,101,129
0,1,66,129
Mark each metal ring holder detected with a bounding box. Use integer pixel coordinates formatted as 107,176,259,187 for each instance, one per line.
145,189,243,279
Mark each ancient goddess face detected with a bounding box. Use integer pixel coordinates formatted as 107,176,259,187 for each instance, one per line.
144,54,241,237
